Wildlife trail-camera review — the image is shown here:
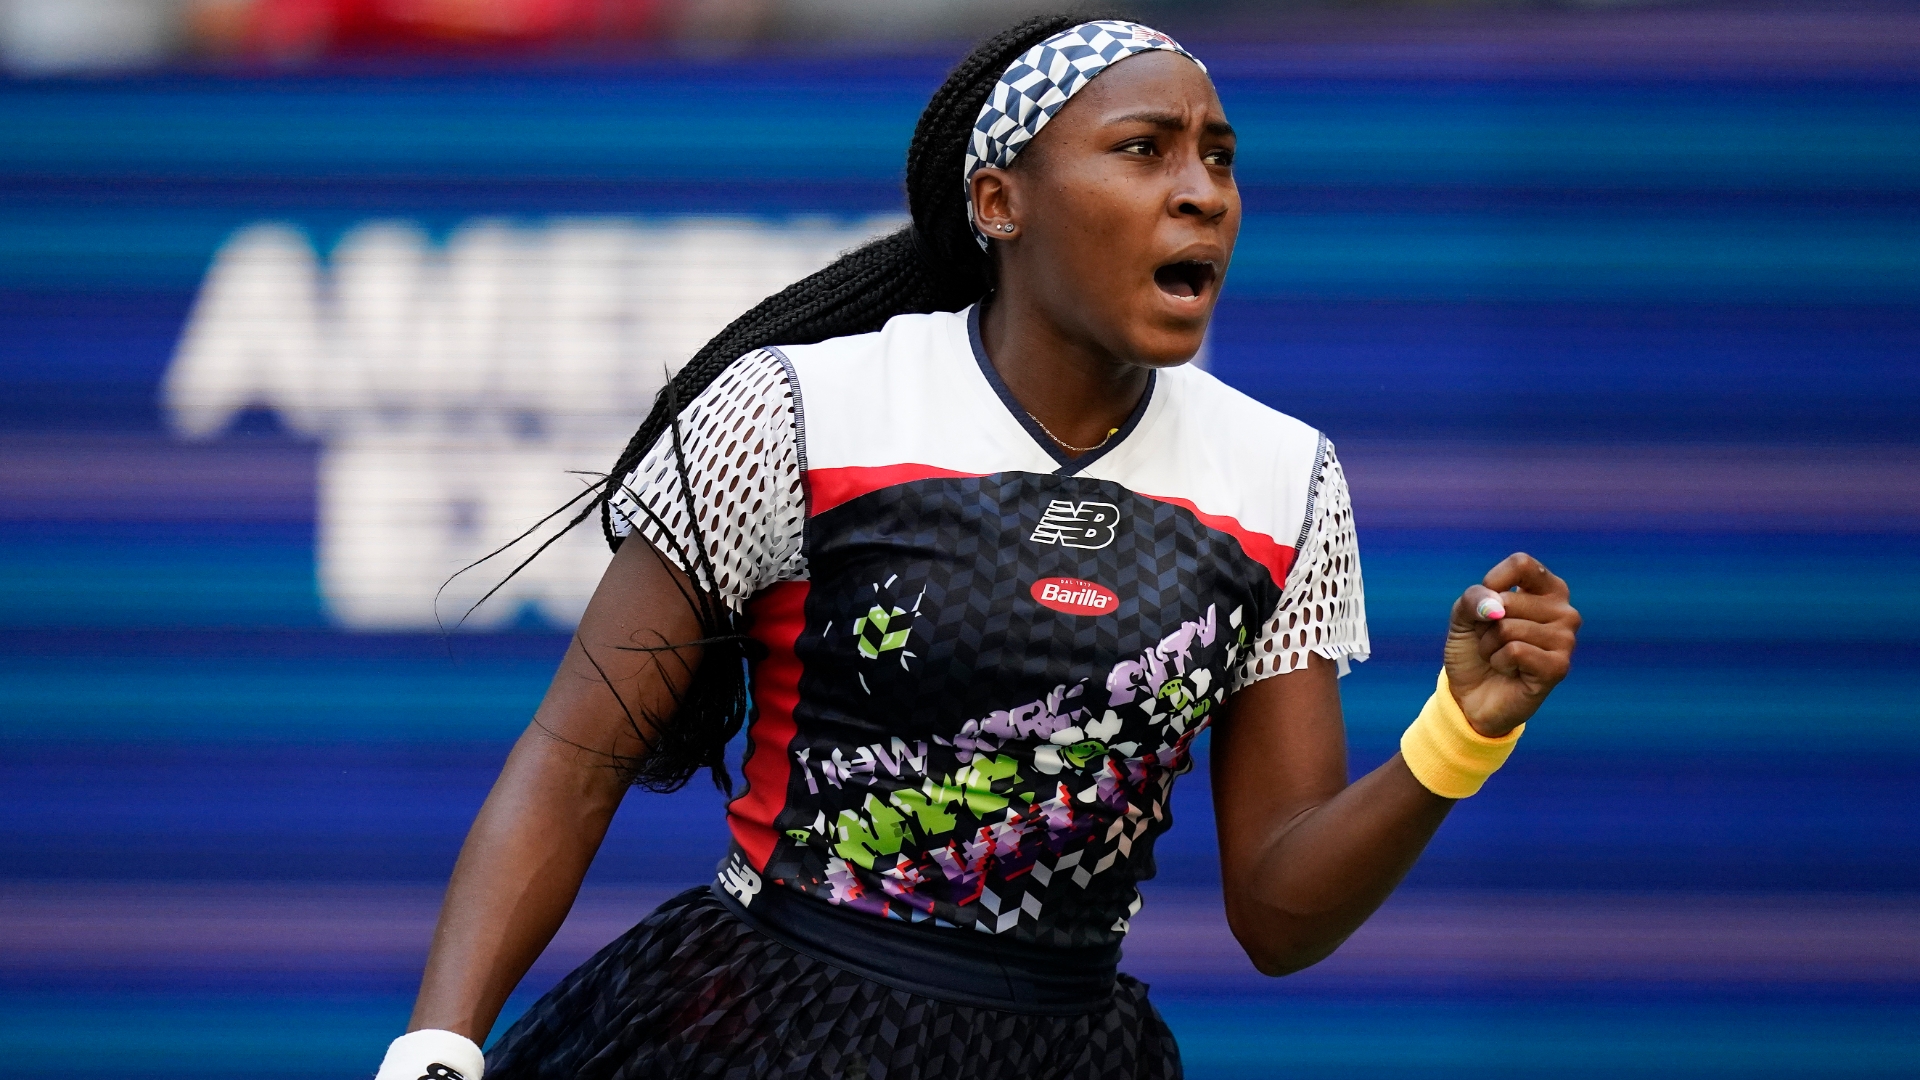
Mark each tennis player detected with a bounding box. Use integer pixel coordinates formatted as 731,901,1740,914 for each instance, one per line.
375,14,1581,1079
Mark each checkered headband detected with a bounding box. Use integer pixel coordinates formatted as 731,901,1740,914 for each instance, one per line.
964,20,1205,247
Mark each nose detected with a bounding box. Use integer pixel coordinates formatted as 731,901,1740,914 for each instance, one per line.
1169,155,1229,222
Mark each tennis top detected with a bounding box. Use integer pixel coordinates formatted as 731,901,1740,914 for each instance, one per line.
610,306,1368,950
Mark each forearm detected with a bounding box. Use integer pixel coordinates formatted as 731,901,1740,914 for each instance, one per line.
1209,553,1577,979
1220,752,1450,975
408,730,624,1042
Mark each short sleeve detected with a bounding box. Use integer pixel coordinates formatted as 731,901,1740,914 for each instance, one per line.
1230,439,1369,691
606,349,807,611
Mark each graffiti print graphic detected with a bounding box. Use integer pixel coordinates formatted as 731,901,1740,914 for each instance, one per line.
1029,500,1121,549
839,577,924,696
780,601,1256,940
853,601,914,660
747,473,1291,948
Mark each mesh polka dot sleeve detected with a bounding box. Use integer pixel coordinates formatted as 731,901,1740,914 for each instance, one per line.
607,350,808,611
1231,439,1370,690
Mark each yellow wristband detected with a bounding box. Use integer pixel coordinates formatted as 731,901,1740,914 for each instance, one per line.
1399,669,1523,799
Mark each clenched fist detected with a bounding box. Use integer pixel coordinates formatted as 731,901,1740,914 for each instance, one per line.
1445,553,1581,738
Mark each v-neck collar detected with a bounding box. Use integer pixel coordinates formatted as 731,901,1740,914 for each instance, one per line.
966,303,1156,478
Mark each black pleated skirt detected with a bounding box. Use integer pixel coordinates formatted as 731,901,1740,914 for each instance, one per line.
485,886,1183,1080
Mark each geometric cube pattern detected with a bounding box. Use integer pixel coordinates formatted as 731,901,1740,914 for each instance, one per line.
485,887,1183,1079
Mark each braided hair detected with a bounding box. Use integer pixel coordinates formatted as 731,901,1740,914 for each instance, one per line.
500,12,1103,795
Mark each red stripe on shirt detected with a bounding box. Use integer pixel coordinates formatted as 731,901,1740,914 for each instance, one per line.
727,579,809,871
1137,491,1297,589
807,464,984,517
809,467,1296,587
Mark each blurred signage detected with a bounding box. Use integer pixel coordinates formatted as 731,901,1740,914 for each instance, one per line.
165,215,896,629
188,0,675,59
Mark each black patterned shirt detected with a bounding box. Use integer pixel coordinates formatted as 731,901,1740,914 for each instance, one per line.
610,306,1367,949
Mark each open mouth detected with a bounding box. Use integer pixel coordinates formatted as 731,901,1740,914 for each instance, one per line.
1153,260,1216,301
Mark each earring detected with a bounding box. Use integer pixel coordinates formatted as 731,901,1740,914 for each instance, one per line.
998,223,1016,233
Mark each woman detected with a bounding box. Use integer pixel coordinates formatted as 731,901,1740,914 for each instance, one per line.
376,15,1581,1080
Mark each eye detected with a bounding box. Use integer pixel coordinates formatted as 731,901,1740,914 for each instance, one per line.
1204,147,1235,167
1119,138,1157,157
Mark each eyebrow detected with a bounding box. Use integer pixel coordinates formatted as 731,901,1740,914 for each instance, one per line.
1105,110,1236,138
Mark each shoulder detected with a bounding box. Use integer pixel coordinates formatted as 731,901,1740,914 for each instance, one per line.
760,310,994,471
1075,362,1332,591
768,310,970,376
1155,362,1325,474
1119,363,1327,506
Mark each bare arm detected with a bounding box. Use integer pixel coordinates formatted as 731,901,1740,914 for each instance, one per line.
407,538,705,1042
1211,552,1580,976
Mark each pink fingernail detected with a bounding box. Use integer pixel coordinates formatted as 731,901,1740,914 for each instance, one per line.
1475,596,1506,620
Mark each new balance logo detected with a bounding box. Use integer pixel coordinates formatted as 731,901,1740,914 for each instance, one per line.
718,851,762,906
1030,500,1120,550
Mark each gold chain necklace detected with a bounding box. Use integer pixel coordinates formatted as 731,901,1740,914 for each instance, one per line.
1027,412,1120,455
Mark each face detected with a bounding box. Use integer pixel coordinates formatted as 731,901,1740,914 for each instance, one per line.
970,50,1239,368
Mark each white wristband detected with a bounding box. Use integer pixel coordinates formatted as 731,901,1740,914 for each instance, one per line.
374,1029,485,1080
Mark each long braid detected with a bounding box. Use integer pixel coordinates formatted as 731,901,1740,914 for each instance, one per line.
593,231,946,547
533,13,1096,794
596,12,1092,533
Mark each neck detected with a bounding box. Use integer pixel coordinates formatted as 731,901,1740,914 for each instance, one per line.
979,291,1152,458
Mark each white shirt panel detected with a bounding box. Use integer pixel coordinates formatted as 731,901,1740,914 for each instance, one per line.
1079,362,1321,562
779,310,1060,477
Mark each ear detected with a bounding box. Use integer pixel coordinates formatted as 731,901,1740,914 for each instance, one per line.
969,167,1020,240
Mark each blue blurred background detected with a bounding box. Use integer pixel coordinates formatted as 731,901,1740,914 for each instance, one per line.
3,2,1918,1078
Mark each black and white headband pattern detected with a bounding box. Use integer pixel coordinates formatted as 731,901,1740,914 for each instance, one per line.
964,20,1205,247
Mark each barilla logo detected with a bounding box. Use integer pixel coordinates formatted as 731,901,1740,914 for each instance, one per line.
1031,577,1119,616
